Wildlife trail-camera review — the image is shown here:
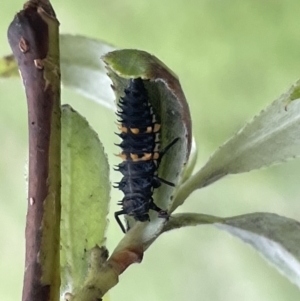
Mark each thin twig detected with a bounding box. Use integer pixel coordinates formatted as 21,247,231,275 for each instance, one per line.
7,1,60,301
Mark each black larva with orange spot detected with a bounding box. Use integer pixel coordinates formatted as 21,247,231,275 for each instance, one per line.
114,78,179,233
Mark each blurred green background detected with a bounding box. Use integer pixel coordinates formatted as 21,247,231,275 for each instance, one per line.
1,0,300,300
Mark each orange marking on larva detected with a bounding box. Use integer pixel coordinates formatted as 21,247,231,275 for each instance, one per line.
118,126,128,133
142,153,153,161
154,123,161,132
130,128,139,134
153,152,160,160
116,153,127,161
116,123,128,133
146,126,153,133
130,153,139,160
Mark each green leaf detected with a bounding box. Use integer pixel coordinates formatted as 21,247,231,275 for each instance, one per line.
163,212,300,288
103,49,192,242
60,35,115,109
0,34,115,109
60,105,110,295
218,213,300,288
173,81,300,209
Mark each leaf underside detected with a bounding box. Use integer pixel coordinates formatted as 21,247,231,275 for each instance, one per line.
103,49,192,250
218,213,300,288
164,212,300,289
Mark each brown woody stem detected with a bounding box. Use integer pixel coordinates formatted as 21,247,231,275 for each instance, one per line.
7,1,61,301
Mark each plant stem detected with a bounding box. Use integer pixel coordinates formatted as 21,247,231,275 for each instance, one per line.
7,1,60,301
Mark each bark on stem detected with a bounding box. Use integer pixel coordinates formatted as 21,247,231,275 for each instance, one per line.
7,1,61,301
